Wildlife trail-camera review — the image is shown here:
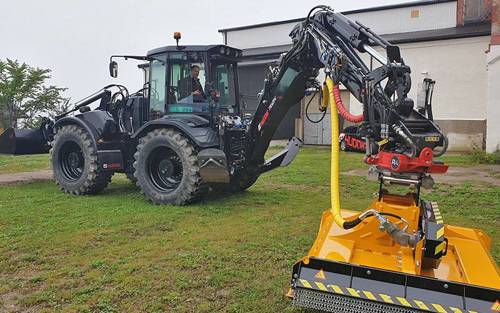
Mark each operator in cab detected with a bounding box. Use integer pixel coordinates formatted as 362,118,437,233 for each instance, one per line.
191,65,205,102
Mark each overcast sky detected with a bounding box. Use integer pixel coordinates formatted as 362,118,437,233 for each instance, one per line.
1,0,416,102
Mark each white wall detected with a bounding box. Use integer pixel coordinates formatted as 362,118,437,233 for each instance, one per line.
347,1,457,35
225,1,457,49
345,36,490,151
486,45,500,152
224,1,492,151
400,37,489,120
348,36,491,121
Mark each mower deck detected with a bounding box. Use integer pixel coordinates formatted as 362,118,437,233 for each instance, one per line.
290,194,500,312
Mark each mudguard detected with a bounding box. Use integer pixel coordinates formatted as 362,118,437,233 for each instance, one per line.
54,110,117,150
131,114,219,148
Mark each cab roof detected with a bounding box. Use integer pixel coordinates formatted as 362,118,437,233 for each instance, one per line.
147,44,242,57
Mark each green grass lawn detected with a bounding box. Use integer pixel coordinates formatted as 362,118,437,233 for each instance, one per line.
0,148,498,312
0,154,49,174
0,148,483,175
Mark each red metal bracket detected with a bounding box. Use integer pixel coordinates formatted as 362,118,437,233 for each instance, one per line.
364,147,448,174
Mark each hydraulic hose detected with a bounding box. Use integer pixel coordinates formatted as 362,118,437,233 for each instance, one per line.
322,83,364,123
324,79,420,242
324,78,363,229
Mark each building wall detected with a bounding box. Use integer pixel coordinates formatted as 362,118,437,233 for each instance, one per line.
348,36,490,151
400,37,489,120
224,1,457,49
223,0,496,151
486,0,500,152
347,1,457,34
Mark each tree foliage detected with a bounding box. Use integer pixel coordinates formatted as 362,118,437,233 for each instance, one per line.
0,59,69,129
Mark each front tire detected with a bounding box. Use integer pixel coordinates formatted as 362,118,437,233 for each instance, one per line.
133,128,205,205
125,171,137,184
51,125,112,195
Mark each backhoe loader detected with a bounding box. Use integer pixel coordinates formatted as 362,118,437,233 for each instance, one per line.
0,4,498,311
0,38,301,204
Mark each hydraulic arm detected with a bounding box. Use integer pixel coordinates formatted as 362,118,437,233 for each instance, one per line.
246,5,447,169
241,5,500,313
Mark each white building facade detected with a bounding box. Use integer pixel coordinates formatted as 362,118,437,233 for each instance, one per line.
219,0,500,152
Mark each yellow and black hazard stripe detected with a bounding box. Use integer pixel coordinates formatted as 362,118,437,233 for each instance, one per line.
296,278,480,313
491,300,500,312
429,202,447,256
432,202,444,225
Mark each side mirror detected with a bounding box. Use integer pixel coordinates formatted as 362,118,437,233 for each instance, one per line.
109,61,118,78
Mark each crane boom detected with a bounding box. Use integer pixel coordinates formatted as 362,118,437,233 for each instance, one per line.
246,5,447,172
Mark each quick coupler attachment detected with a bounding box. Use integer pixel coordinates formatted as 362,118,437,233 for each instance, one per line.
290,257,500,313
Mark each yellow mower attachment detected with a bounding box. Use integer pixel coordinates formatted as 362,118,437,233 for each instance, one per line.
289,197,500,313
288,78,500,313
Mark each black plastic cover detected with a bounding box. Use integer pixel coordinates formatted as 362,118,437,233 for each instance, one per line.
132,115,219,148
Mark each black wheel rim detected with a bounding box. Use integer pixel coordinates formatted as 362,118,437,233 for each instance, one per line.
147,146,183,192
59,140,84,181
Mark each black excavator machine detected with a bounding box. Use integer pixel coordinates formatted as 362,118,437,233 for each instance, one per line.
0,33,301,204
1,6,498,312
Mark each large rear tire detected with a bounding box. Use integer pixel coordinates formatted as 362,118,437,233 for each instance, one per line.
133,128,206,205
50,125,112,195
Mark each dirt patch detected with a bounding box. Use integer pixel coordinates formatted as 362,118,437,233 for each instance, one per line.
0,291,20,313
2,165,500,187
0,170,52,185
0,270,41,313
344,165,500,186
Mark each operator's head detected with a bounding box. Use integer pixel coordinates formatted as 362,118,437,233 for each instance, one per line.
191,65,200,79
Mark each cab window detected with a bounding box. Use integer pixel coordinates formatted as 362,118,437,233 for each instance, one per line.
167,53,207,112
149,55,167,119
214,63,236,109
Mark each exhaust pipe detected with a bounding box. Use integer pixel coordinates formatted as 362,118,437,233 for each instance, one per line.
0,128,50,155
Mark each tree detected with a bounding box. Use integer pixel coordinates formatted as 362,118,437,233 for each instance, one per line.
0,59,68,129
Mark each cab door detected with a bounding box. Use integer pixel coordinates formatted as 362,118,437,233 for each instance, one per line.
148,54,168,120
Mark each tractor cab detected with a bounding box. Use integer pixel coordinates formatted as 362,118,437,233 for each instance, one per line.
145,45,242,121
106,42,242,134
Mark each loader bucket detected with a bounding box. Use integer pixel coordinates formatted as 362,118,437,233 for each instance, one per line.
289,203,500,312
0,128,49,155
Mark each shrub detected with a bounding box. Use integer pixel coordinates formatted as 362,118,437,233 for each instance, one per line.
469,149,500,164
